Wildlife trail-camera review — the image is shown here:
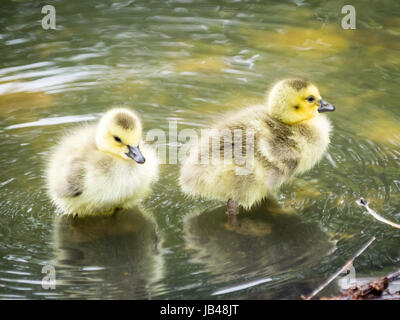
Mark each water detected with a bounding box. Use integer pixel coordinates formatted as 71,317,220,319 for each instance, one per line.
1,0,400,299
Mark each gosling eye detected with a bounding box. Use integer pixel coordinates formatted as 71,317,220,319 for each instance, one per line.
306,96,315,103
294,105,300,110
114,136,122,143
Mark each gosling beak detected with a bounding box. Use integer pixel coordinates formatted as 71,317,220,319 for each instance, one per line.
126,145,145,164
318,99,336,113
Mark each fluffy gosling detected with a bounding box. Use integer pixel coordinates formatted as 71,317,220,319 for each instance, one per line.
46,108,158,217
179,79,335,220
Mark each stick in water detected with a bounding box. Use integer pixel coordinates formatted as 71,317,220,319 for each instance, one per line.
301,236,376,300
357,198,400,229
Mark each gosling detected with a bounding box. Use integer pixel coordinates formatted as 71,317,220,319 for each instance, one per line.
46,108,158,217
179,79,335,219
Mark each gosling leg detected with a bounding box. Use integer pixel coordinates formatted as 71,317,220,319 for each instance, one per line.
226,199,239,227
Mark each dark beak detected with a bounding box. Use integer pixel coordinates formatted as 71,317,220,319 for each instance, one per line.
126,145,145,164
318,99,335,113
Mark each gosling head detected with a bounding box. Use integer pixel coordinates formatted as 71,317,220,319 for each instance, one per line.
96,108,145,163
266,79,335,125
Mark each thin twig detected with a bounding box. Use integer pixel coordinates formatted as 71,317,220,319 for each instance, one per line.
357,198,400,229
387,269,400,282
301,236,376,300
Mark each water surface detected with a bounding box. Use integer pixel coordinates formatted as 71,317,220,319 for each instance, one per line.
1,0,400,299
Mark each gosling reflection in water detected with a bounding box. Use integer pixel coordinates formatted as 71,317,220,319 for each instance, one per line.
53,208,164,299
184,199,334,298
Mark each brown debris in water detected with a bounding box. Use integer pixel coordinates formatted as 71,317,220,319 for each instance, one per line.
322,269,400,300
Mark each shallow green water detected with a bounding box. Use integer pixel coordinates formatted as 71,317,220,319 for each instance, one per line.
1,0,400,299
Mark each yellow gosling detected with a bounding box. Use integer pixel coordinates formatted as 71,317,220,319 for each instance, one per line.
46,108,158,217
179,79,335,221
